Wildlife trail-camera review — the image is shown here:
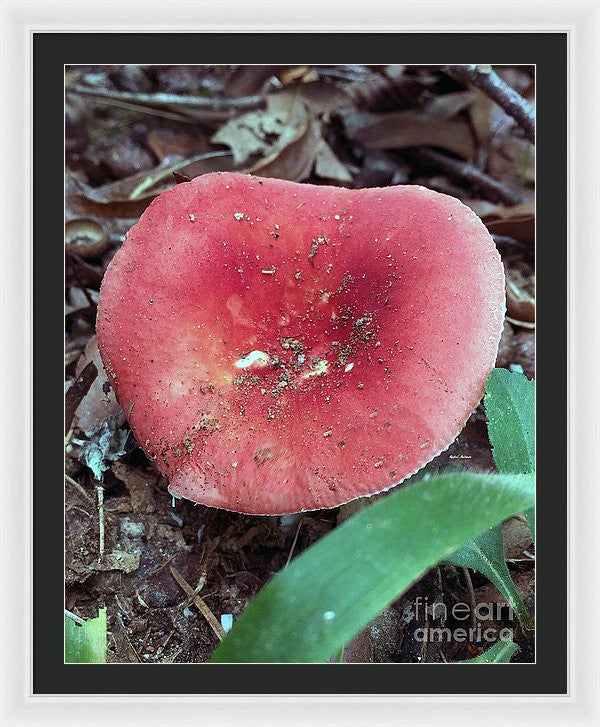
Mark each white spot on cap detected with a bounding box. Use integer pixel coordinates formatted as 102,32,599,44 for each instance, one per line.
344,362,354,372
235,350,270,369
233,212,244,220
301,359,329,379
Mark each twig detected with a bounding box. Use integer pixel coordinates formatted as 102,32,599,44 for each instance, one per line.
285,517,303,568
180,572,208,612
64,428,74,447
156,629,176,659
418,148,521,206
462,567,477,632
66,84,265,112
114,612,141,662
446,65,535,143
145,553,178,579
169,565,226,641
97,486,105,558
64,360,98,434
64,608,85,626
66,504,92,519
65,474,94,503
75,96,200,124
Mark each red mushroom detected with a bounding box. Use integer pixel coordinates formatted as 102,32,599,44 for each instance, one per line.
97,172,504,514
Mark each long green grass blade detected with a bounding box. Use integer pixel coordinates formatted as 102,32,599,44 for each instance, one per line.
65,608,107,663
211,471,534,663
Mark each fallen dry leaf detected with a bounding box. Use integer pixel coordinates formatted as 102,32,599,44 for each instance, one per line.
67,150,234,218
112,461,157,514
102,136,155,180
213,90,352,183
506,273,536,324
73,336,124,436
95,550,140,574
342,66,428,113
343,110,475,160
354,150,409,188
313,138,353,183
469,86,514,147
212,92,309,166
496,328,535,379
488,135,535,188
503,517,534,560
214,91,341,183
65,360,98,435
147,129,208,162
474,570,535,609
293,80,352,118
223,66,287,97
244,111,320,181
483,203,535,247
422,91,473,120
67,169,166,218
127,151,233,200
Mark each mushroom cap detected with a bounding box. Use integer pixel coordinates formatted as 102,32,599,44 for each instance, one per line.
97,172,505,514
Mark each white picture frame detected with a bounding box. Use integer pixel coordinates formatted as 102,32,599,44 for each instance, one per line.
1,1,599,724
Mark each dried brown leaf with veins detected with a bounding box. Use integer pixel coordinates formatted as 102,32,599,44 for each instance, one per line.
343,110,476,160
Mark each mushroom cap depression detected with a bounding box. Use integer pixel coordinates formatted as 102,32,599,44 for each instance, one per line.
97,172,505,514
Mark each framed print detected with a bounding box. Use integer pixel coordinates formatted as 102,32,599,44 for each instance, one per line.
1,1,598,725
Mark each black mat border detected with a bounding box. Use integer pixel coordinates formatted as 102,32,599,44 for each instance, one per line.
35,32,567,695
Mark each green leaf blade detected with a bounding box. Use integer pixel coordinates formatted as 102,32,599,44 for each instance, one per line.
211,471,534,663
65,608,107,663
484,368,535,474
446,525,532,630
